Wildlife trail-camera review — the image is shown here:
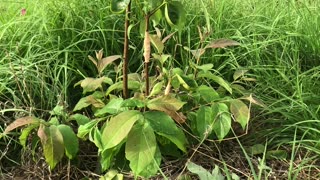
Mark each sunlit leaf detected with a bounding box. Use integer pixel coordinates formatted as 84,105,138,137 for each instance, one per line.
57,124,79,159
195,63,213,72
95,98,125,117
77,120,100,139
230,99,250,130
37,124,64,170
102,110,142,149
139,145,161,178
144,111,187,152
205,38,240,49
147,95,185,112
99,55,121,74
212,103,231,140
68,114,90,126
80,77,106,94
149,81,164,97
150,34,164,54
233,69,248,81
73,95,105,111
187,162,214,180
111,0,130,13
125,123,157,176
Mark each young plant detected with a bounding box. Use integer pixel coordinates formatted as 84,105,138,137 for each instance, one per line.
2,104,79,170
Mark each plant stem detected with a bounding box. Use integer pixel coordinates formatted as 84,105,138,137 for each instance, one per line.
144,14,151,96
123,1,131,99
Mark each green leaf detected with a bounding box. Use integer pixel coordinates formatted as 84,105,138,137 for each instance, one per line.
176,74,198,90
77,120,100,139
105,81,141,96
147,95,185,112
248,144,265,155
196,106,214,140
110,0,130,13
230,99,249,130
212,103,231,140
152,54,171,64
164,1,186,30
37,124,65,170
149,34,164,54
211,165,225,180
125,123,157,176
144,111,187,152
195,63,214,72
95,98,124,117
49,117,59,125
73,95,105,111
121,98,145,108
149,81,164,97
266,150,287,160
187,162,214,180
102,110,142,149
198,73,232,94
80,77,107,94
196,85,220,103
233,69,248,81
57,124,79,159
139,145,161,178
100,147,120,172
19,123,40,149
68,114,90,126
50,105,65,116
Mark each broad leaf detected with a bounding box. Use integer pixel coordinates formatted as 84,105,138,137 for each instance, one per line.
95,98,124,117
57,125,79,159
152,53,171,64
196,106,214,140
99,55,121,74
105,81,141,96
240,94,266,107
37,125,65,170
230,99,249,130
102,110,142,149
100,147,121,171
187,162,214,180
111,0,130,13
196,85,220,103
125,123,157,176
164,1,186,30
198,72,232,94
19,123,40,149
121,98,145,108
73,95,105,111
77,119,100,139
149,81,164,97
147,95,185,112
149,34,164,54
205,38,240,49
195,63,214,72
212,103,231,140
144,111,187,152
80,77,107,94
68,114,90,125
4,116,39,134
139,145,161,178
233,69,248,81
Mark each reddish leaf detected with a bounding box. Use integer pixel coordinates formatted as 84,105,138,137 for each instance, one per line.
4,116,38,134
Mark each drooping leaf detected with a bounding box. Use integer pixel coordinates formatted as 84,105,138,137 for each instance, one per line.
48,117,59,126
110,0,130,13
152,53,171,64
144,31,151,63
149,34,164,54
100,147,121,172
37,124,65,170
195,63,214,72
164,1,186,30
19,123,40,149
187,162,214,180
95,98,124,117
205,38,240,49
125,123,157,176
196,85,220,103
183,46,206,59
121,98,145,108
240,94,266,107
144,111,187,152
196,106,214,140
230,99,250,130
99,55,121,74
212,103,231,140
4,116,39,134
68,114,90,126
89,126,103,150
102,110,142,149
198,72,232,94
105,81,141,96
57,124,79,159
